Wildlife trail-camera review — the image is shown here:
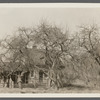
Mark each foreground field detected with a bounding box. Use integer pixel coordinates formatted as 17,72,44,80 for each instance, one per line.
0,85,100,93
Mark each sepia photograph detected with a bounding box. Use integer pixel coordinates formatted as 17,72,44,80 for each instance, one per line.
0,3,100,97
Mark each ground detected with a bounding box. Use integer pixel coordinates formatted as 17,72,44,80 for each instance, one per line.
0,85,100,93
0,79,100,93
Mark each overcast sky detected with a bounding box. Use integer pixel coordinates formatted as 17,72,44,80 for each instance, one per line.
0,7,100,39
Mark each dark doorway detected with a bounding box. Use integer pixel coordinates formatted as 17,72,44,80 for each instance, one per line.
22,72,29,84
39,70,43,83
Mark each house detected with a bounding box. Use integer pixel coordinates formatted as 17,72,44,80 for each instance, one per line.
0,46,65,88
0,46,48,88
23,46,48,86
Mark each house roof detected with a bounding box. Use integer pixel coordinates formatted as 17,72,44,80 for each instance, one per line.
0,46,65,72
28,47,46,66
28,47,65,70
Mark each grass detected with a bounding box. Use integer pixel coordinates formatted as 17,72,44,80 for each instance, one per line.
0,84,100,93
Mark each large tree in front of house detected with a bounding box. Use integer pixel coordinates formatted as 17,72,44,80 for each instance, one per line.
32,22,76,89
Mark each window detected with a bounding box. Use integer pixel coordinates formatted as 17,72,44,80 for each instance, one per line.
31,71,34,77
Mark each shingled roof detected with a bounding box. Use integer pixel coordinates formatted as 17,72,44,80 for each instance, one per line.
0,46,65,72
28,47,46,66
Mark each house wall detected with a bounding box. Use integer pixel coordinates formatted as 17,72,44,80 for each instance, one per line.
28,68,39,87
28,69,48,87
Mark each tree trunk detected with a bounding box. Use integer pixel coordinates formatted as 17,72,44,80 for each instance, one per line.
34,69,37,88
9,77,14,88
1,76,5,87
17,75,22,89
47,69,53,88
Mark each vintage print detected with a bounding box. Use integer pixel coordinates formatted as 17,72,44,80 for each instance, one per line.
0,4,100,95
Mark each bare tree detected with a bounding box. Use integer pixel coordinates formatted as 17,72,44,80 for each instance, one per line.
77,24,100,87
32,22,77,89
